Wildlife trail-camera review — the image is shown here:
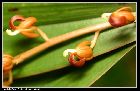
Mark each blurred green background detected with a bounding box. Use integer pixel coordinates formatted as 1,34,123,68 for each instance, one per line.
3,3,136,87
92,47,136,87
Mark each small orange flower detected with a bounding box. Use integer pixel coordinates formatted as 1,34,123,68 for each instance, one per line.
8,15,40,38
67,41,93,67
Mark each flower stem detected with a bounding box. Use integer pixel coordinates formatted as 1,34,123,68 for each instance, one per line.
90,31,100,48
3,70,13,86
36,28,49,41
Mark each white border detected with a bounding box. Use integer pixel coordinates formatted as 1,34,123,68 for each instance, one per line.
2,2,137,88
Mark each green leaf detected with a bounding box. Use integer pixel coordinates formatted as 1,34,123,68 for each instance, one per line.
3,17,136,79
11,44,135,87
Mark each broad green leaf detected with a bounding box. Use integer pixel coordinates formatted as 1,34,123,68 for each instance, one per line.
3,17,136,79
3,3,136,30
11,44,135,87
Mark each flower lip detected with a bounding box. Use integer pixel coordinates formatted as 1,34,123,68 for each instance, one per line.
9,15,25,30
68,53,85,67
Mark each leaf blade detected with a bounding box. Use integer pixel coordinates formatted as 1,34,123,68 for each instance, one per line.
11,44,135,87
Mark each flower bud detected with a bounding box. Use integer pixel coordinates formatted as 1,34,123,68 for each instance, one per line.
109,7,135,27
76,46,93,59
3,54,14,73
76,41,93,60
